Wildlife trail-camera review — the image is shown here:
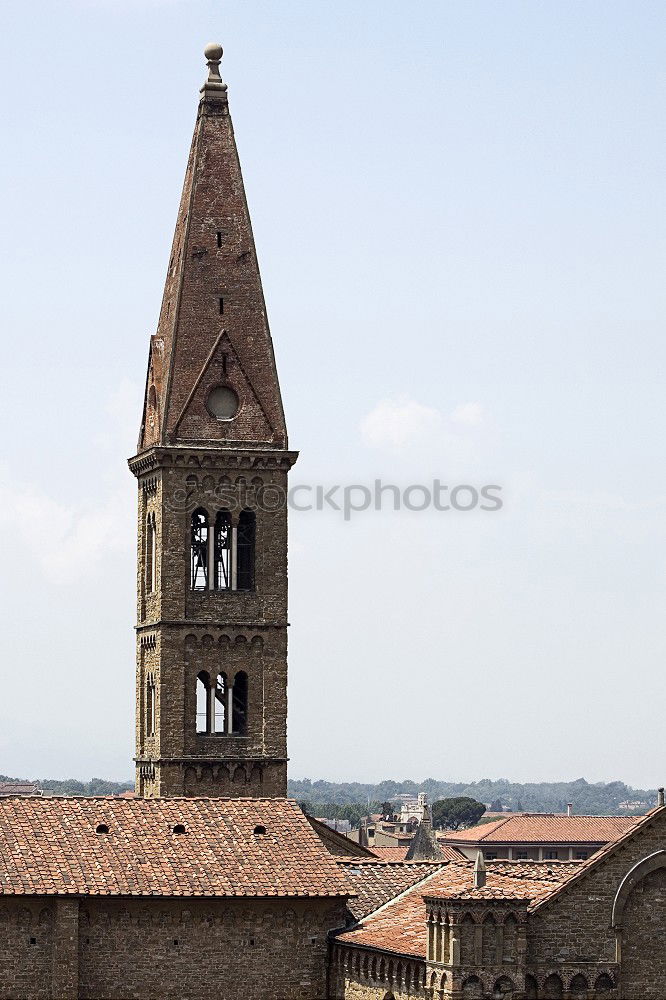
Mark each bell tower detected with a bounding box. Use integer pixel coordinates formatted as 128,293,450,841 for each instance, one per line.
129,44,297,798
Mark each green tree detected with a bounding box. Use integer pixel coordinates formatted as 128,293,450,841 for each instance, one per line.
432,797,486,831
380,801,394,819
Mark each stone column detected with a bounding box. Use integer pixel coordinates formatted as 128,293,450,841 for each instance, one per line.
207,515,215,590
51,899,79,1000
206,680,215,734
449,920,461,965
231,522,238,590
226,681,234,734
427,914,435,961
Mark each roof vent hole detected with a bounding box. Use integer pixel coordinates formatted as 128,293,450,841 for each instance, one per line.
172,823,186,835
253,824,267,836
95,824,109,835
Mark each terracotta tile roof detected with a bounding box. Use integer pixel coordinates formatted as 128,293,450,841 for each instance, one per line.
371,846,465,862
336,860,447,920
336,860,580,959
370,847,409,862
307,816,376,858
335,871,440,959
532,806,663,912
0,796,353,899
440,813,636,844
421,860,581,903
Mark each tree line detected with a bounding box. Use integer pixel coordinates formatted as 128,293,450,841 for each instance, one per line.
289,777,655,816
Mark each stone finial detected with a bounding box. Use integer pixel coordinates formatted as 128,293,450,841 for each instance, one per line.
201,42,227,97
474,850,487,889
658,787,665,807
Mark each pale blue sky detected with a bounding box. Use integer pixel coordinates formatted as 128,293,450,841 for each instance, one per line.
0,1,664,785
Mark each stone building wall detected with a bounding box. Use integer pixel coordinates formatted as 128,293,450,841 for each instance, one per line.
0,899,54,1000
0,896,345,1000
329,946,428,1000
133,459,292,798
620,865,666,996
527,810,666,996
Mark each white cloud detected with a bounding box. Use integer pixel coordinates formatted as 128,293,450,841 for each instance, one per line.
0,472,132,587
0,378,139,587
451,401,485,427
359,397,443,449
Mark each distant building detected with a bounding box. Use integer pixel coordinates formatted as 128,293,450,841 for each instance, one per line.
399,791,429,825
0,782,41,797
440,811,636,861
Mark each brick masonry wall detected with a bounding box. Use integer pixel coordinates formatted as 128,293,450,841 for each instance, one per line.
0,897,346,1000
621,865,666,995
134,459,292,798
0,900,54,1000
527,809,666,996
330,947,428,1000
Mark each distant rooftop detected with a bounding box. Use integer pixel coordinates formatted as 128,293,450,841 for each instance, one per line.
440,812,638,844
0,782,41,797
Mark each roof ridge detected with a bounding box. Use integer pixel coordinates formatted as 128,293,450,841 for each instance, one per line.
6,795,299,802
337,860,443,868
475,815,513,840
334,864,449,932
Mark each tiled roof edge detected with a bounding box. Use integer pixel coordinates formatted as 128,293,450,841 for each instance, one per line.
332,938,425,962
331,864,449,938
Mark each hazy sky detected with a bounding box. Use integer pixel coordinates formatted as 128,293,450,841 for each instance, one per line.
0,1,664,787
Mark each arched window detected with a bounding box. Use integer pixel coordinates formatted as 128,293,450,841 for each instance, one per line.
493,977,516,999
237,509,255,591
191,509,209,590
146,513,156,593
146,674,156,736
196,671,210,733
214,673,227,733
196,670,247,736
214,510,232,589
462,977,483,999
525,975,538,999
232,671,248,734
544,974,564,999
594,974,614,994
570,974,588,995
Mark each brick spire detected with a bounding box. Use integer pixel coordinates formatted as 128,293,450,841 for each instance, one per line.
138,43,287,452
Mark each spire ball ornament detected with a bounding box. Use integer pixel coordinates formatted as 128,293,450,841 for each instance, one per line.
202,42,226,94
204,42,223,62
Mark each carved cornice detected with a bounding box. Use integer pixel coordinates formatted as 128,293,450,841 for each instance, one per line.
136,620,288,632
135,756,288,765
128,446,299,478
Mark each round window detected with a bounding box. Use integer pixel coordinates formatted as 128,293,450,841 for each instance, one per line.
206,385,239,420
